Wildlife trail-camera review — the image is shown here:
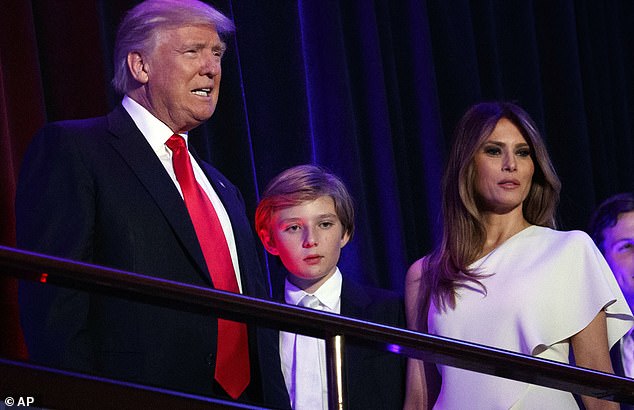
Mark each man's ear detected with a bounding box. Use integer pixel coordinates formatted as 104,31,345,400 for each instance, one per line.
258,229,279,255
127,51,149,84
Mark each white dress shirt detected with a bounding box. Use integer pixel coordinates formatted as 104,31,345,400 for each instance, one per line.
621,329,634,378
121,96,242,291
280,268,343,409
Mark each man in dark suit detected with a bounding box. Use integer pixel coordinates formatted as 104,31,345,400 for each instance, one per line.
255,164,405,409
588,192,634,409
15,0,287,407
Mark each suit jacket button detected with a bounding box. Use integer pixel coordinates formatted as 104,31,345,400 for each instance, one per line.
206,353,214,366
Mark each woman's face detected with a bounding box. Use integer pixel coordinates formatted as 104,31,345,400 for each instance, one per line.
473,118,535,215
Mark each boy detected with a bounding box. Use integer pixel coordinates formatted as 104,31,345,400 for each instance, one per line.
255,164,405,409
588,192,634,387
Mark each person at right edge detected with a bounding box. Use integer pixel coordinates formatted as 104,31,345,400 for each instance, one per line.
589,192,634,410
404,101,633,409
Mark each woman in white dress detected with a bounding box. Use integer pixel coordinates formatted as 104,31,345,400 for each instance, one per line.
404,101,633,410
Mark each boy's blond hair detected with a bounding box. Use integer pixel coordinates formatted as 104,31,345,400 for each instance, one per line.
255,164,355,239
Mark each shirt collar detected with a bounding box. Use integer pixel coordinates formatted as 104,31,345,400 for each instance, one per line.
122,95,188,154
284,268,342,311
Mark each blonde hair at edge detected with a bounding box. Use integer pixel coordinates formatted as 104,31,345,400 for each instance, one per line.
425,101,561,310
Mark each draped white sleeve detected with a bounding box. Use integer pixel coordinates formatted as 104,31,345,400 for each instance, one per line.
428,225,633,409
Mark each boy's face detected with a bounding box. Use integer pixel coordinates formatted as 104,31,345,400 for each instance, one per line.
260,196,350,293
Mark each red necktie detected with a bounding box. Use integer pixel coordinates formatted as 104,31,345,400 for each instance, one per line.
166,134,250,399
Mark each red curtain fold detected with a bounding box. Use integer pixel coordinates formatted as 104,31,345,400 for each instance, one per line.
0,1,48,360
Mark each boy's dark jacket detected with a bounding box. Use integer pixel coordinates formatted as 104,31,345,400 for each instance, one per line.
274,275,406,409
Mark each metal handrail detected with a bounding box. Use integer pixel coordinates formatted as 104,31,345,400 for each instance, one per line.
1,245,634,408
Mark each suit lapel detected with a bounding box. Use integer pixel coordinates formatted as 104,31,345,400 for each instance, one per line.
193,152,269,298
341,279,379,364
341,278,371,318
106,106,212,285
191,150,246,287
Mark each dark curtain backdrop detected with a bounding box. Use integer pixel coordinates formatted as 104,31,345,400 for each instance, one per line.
2,0,633,360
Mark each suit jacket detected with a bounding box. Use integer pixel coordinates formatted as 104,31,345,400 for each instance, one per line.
276,277,405,409
611,340,634,410
15,105,287,407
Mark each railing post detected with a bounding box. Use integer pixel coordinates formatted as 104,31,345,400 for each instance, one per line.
325,334,347,410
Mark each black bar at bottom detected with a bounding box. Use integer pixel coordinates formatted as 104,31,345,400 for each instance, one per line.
0,358,268,410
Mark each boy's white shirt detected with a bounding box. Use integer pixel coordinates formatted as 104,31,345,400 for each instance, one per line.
280,268,343,409
284,268,342,313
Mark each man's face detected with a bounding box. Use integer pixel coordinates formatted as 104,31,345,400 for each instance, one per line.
143,25,225,132
602,211,634,303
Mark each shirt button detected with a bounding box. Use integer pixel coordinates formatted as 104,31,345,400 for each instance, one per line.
206,353,214,366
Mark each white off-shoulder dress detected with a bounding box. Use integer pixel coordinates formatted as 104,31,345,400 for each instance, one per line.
428,225,634,409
